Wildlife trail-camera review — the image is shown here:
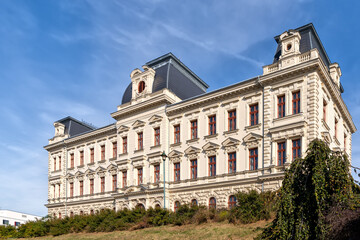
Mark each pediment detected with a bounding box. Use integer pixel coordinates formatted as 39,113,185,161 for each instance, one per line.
65,173,74,179
132,120,145,128
148,115,163,123
95,166,106,173
202,142,220,151
107,164,117,171
117,125,129,133
243,133,263,143
130,68,142,78
74,171,84,178
222,137,240,147
184,146,201,155
168,150,183,158
84,169,94,175
321,131,332,144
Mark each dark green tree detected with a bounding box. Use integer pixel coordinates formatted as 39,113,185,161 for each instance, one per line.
258,139,355,240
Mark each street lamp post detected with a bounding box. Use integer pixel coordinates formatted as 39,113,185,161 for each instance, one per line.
161,151,167,209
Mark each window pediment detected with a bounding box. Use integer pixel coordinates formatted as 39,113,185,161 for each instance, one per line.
243,133,262,148
117,125,130,133
222,137,240,152
75,171,84,180
168,150,183,162
107,164,117,174
132,120,145,128
95,166,106,174
202,142,219,156
148,115,163,124
185,146,201,159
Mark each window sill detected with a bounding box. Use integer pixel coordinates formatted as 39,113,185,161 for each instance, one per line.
52,170,62,173
109,157,117,161
150,144,161,149
245,123,261,130
134,149,144,153
67,167,74,170
204,133,218,139
87,162,95,166
78,165,85,168
170,142,182,148
223,129,238,135
186,138,199,144
119,152,128,157
98,160,106,164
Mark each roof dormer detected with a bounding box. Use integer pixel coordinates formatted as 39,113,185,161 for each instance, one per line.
130,65,156,102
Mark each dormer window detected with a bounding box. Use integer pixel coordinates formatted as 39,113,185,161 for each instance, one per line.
138,81,145,93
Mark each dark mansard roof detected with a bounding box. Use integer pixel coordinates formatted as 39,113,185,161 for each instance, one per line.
121,53,209,104
55,116,96,137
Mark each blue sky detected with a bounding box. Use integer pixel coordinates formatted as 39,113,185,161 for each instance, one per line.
0,0,359,216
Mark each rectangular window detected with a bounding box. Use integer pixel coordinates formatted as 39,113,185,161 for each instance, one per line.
209,156,216,176
228,152,236,173
190,159,197,179
138,168,143,185
59,156,62,170
53,185,55,198
79,180,83,196
249,148,258,170
138,132,143,150
278,95,285,118
278,142,286,166
70,182,73,197
58,184,60,198
174,163,180,181
228,110,236,131
53,158,56,171
112,175,117,191
323,100,327,122
154,164,160,183
344,134,347,151
3,220,9,225
80,151,84,166
112,142,117,158
122,171,127,187
292,139,301,160
174,125,180,143
70,153,74,168
292,91,301,114
101,145,105,160
209,115,216,135
100,177,105,193
191,120,198,139
335,119,338,139
90,148,94,163
250,104,259,126
122,137,127,153
90,179,94,194
154,128,160,146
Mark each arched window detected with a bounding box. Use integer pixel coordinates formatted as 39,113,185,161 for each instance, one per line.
209,197,216,209
228,195,237,209
90,209,94,215
70,211,74,217
58,212,62,219
136,203,145,210
138,81,145,93
53,213,56,218
191,199,198,207
80,210,84,215
155,204,161,209
174,201,180,212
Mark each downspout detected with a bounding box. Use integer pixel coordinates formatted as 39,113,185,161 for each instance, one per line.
257,76,265,192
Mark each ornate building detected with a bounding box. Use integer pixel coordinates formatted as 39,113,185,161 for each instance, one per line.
45,23,356,217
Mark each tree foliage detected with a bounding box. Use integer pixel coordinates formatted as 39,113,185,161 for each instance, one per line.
258,139,357,240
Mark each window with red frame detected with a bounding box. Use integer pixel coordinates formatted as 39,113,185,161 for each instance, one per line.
174,163,180,181
59,156,62,170
228,195,236,209
154,128,160,146
53,158,56,171
292,91,300,114
292,139,301,160
112,142,117,158
278,142,286,166
209,197,216,209
59,213,62,219
70,182,73,197
122,137,127,153
174,125,180,143
138,132,143,150
191,199,198,206
344,134,347,151
174,201,180,212
209,156,216,176
190,159,197,179
250,104,259,126
191,120,198,139
112,175,117,191
70,212,74,217
323,100,327,122
228,110,236,131
138,168,143,185
79,180,83,196
58,184,60,198
249,148,258,170
138,81,145,93
209,115,216,135
335,119,338,139
100,177,105,193
90,179,94,194
154,164,160,183
100,145,105,160
90,148,94,163
122,171,127,188
70,153,74,168
228,152,236,173
80,150,84,166
53,185,55,198
278,95,285,118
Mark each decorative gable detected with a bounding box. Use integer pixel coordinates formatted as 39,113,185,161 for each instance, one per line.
74,171,84,180
132,120,145,129
107,164,118,175
222,137,240,152
85,169,95,179
243,133,262,148
95,166,106,177
168,150,183,163
184,146,201,159
117,125,130,133
148,115,163,124
202,142,220,156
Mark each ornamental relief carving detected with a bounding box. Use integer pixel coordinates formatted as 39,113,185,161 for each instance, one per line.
204,149,218,156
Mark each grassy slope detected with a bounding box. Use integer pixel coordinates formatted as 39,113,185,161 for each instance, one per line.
19,220,271,240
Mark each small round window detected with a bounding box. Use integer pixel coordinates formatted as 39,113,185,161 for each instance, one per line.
138,81,145,93
286,43,292,51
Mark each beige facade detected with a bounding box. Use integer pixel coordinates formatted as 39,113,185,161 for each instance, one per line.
45,24,356,217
